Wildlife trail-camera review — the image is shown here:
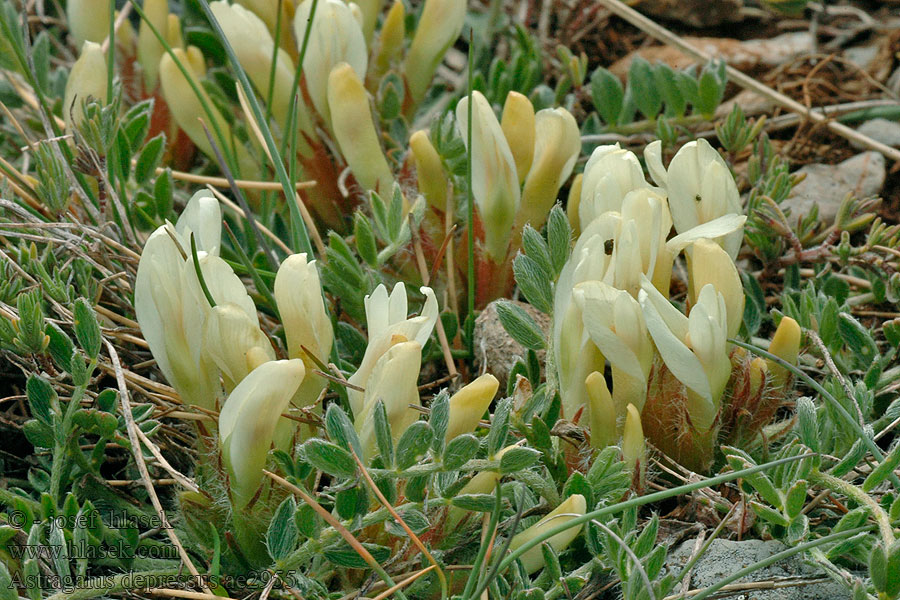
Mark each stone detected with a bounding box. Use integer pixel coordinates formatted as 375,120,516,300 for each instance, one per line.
473,300,550,387
853,118,900,150
666,539,852,600
632,0,743,28
610,33,813,78
781,152,886,223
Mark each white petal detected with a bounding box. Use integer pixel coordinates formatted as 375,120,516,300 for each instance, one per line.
639,288,712,402
175,190,222,256
666,214,747,257
643,140,668,188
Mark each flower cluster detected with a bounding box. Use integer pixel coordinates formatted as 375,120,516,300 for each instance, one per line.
553,139,800,471
64,0,466,229
134,191,333,507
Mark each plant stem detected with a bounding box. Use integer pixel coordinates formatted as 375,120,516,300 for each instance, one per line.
810,469,895,549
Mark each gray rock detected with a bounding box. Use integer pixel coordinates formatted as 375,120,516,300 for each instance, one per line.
853,118,900,150
782,152,885,223
473,300,549,386
843,45,880,72
666,539,851,600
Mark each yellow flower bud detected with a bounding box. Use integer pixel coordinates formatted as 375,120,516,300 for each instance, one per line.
567,173,583,235
210,1,300,130
456,91,520,261
748,357,768,400
517,107,580,232
508,494,587,573
445,374,499,442
203,303,274,392
585,371,615,449
63,42,108,132
688,238,744,338
766,316,801,388
166,14,185,51
159,47,258,179
327,63,394,192
500,92,535,184
294,0,367,125
622,403,644,477
374,1,405,76
67,0,110,47
410,130,448,212
220,359,306,507
137,0,169,90
348,283,438,418
355,341,423,460
353,0,383,42
403,0,465,106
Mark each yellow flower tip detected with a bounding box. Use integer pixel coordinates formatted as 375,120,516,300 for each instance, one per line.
567,173,583,235
748,356,768,399
445,373,499,442
508,494,587,574
410,129,448,212
585,371,616,449
327,63,394,192
67,0,110,48
518,107,580,232
63,41,108,131
622,403,644,473
769,316,801,366
767,316,801,387
688,237,744,339
375,1,405,74
166,13,184,50
501,91,535,184
403,0,465,105
137,0,169,90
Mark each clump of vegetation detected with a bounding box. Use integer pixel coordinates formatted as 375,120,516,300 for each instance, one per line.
0,0,899,599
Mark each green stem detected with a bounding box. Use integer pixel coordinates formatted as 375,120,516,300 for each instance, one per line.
810,469,894,549
731,339,900,490
484,452,814,586
196,0,314,258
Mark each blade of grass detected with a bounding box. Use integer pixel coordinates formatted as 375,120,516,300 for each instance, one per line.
689,526,873,600
195,0,314,258
106,0,115,102
280,0,319,161
126,0,239,174
475,452,817,599
223,221,279,318
462,483,503,600
263,470,407,600
730,338,900,489
350,449,449,600
190,233,217,308
199,118,280,270
465,30,475,351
